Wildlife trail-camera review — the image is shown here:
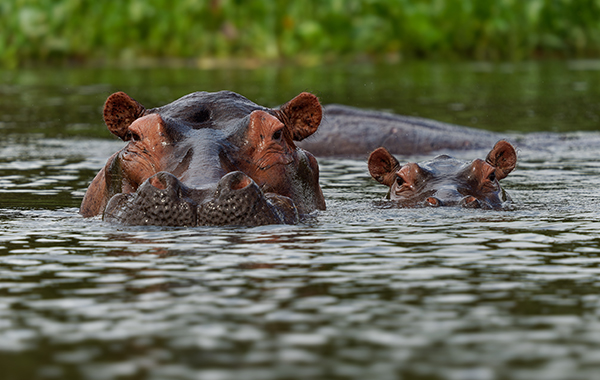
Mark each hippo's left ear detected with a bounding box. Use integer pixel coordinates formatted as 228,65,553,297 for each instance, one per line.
368,147,401,187
278,92,322,141
486,140,517,180
104,92,147,141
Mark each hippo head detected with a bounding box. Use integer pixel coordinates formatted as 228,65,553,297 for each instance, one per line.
368,140,517,209
80,90,325,226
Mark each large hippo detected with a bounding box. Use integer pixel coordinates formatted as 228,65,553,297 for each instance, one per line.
80,91,326,226
368,140,517,209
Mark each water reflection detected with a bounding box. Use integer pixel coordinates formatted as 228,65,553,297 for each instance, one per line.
2,61,600,138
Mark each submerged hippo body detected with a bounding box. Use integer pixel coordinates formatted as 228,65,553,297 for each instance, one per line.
298,105,501,157
80,91,325,226
368,140,517,209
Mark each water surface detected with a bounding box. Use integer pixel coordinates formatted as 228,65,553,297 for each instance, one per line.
2,62,600,380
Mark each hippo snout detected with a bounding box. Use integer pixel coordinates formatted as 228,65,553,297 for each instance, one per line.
104,172,197,226
103,171,300,226
425,187,465,208
196,171,299,226
426,189,483,209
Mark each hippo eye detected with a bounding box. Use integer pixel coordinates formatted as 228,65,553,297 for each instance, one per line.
488,172,496,182
272,129,283,141
395,175,404,186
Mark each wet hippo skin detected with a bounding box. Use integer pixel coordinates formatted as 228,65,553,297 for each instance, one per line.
80,91,326,226
368,140,517,209
298,104,501,157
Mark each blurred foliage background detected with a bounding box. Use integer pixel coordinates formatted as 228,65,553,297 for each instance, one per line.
2,0,600,68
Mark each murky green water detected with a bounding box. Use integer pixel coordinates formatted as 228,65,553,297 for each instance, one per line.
3,61,600,380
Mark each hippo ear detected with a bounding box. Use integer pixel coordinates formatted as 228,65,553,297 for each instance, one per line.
368,147,401,187
486,140,517,180
278,92,322,141
103,92,146,141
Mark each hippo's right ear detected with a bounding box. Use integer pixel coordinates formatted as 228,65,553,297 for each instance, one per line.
368,147,401,187
486,140,517,180
278,92,323,141
103,92,146,141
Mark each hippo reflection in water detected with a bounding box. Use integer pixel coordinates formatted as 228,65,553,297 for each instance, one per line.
368,140,517,209
80,91,325,226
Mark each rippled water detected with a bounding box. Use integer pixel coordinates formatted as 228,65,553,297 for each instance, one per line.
3,62,600,380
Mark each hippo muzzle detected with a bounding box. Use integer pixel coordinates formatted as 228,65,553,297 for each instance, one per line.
103,171,298,226
424,191,504,209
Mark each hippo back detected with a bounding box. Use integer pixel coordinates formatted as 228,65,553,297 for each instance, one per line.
299,105,501,157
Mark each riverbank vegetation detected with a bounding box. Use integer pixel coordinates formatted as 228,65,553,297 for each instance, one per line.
3,0,600,67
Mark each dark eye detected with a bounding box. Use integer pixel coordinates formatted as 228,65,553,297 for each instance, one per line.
488,172,496,181
396,175,404,186
272,129,283,141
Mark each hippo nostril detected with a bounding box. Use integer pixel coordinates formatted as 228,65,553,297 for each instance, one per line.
461,196,481,208
230,174,252,191
147,172,180,192
215,172,259,196
426,197,441,207
149,175,167,190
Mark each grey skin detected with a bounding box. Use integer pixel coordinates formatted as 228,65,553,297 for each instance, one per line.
300,104,600,158
368,140,517,209
298,104,501,157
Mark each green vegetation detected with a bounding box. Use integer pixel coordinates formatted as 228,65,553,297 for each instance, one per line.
3,0,600,67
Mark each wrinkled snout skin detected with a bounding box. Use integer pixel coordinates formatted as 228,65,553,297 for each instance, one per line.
368,140,517,209
103,172,298,226
80,90,325,226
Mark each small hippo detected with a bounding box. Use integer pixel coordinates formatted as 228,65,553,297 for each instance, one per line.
80,90,326,226
368,140,517,209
